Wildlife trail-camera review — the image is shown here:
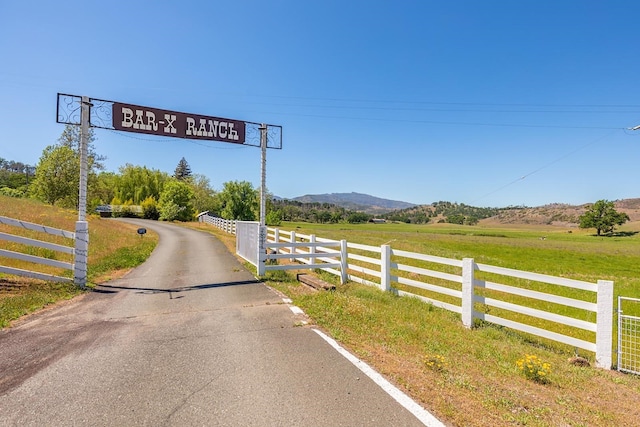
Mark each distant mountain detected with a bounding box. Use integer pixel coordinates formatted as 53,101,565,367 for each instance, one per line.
291,192,416,214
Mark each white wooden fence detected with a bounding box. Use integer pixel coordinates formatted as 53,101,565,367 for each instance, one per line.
0,216,88,286
198,213,236,234
267,228,348,284
200,216,614,368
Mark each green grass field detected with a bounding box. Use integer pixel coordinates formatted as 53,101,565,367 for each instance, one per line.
283,220,640,297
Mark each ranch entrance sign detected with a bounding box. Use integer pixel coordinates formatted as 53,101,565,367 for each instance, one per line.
56,93,282,284
112,102,246,144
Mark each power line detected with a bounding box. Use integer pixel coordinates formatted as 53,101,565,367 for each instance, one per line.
469,129,621,205
240,109,621,130
245,93,640,109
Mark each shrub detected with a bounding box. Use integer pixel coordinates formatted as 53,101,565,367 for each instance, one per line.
141,196,160,220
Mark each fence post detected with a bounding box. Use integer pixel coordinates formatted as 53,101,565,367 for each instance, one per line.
461,258,475,328
596,279,614,369
340,239,348,285
274,228,280,253
290,231,296,261
310,234,316,265
74,220,89,288
380,244,391,291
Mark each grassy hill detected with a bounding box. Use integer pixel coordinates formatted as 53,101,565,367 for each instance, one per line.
484,198,640,226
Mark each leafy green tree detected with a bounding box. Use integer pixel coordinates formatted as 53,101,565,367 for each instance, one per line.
317,211,332,223
0,158,35,192
174,157,192,180
30,145,79,206
465,216,479,226
57,124,104,170
447,214,465,225
188,173,219,215
31,125,105,209
158,179,195,221
91,171,117,209
265,209,282,226
347,212,371,223
114,164,169,204
579,200,630,236
219,180,258,221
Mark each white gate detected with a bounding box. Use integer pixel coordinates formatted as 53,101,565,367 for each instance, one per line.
618,296,640,374
236,221,259,266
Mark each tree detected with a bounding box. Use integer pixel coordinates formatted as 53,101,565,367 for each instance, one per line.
347,212,371,223
174,157,192,181
30,145,79,206
579,200,630,236
447,214,465,225
188,174,219,215
218,181,258,221
31,125,105,209
0,158,35,191
158,179,195,221
114,164,169,204
57,124,104,170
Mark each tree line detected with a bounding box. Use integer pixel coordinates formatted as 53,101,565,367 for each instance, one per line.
380,201,502,225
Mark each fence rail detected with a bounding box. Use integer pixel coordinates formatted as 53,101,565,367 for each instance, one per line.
0,216,87,286
201,216,615,369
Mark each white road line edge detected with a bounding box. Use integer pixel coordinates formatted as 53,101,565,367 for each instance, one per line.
313,329,445,427
289,305,305,315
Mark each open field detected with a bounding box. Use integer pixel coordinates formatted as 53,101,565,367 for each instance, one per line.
196,220,640,427
0,196,157,327
284,220,640,298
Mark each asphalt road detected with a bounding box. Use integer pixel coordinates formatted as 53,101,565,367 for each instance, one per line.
0,219,435,426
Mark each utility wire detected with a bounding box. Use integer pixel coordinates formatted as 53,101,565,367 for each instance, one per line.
240,109,620,130
469,129,621,205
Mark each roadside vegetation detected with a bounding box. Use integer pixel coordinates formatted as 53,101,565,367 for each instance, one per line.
201,220,640,427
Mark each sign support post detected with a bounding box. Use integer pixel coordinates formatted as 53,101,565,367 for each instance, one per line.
74,96,90,287
78,96,89,221
257,124,268,276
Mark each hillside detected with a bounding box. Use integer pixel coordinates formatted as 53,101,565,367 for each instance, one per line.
291,192,415,214
484,199,640,227
280,193,640,227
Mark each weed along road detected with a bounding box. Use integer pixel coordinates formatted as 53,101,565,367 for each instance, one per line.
0,219,437,427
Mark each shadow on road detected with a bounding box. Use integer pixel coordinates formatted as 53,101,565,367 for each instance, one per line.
94,279,261,296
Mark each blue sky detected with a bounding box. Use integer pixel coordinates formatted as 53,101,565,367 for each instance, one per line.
2,1,639,208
